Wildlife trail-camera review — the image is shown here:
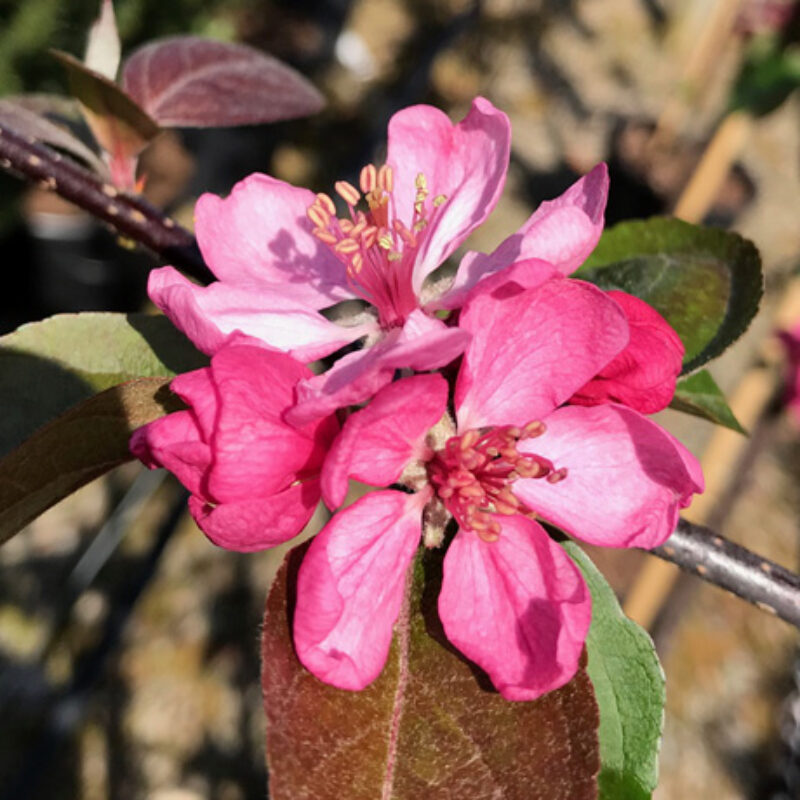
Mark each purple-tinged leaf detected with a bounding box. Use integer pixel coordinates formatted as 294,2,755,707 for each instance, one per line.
121,36,325,128
262,545,600,800
5,93,82,122
51,49,159,187
0,377,180,545
0,99,107,175
84,0,121,81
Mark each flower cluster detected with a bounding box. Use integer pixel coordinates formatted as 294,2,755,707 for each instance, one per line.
132,98,703,701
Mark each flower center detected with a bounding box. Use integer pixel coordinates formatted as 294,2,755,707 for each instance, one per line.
427,421,567,543
307,163,447,329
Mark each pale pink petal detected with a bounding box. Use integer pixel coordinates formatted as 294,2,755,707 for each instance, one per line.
130,411,210,497
571,291,684,414
513,403,704,549
434,257,559,311
149,267,375,361
188,480,321,552
439,515,591,701
286,311,469,426
386,97,511,295
455,277,629,430
449,164,608,301
322,374,448,508
294,490,425,690
205,346,337,502
195,173,352,308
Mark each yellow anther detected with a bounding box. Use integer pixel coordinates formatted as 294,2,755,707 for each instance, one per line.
377,164,394,192
378,233,393,250
316,193,336,214
433,194,447,207
387,251,402,262
413,219,428,233
361,226,378,248
335,180,361,206
312,228,338,245
307,205,330,228
460,430,480,450
350,252,363,273
415,173,428,191
339,219,354,234
335,238,359,254
360,164,377,193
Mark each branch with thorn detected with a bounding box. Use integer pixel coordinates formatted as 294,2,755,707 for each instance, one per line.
1,120,799,629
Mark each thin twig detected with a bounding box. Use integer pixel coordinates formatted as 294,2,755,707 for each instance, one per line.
650,518,800,628
0,122,211,283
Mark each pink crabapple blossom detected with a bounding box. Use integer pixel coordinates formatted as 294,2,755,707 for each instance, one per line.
130,343,338,551
146,97,686,424
292,274,704,701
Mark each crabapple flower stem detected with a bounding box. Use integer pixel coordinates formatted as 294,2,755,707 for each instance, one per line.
650,518,800,628
0,122,212,283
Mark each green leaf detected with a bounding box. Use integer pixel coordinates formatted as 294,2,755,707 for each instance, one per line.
262,545,601,800
0,312,207,456
578,218,763,374
0,377,179,545
731,35,800,117
670,369,745,433
564,542,665,800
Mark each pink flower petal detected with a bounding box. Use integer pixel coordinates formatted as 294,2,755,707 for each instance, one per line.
188,480,321,552
205,345,338,503
438,515,591,701
386,97,511,296
450,164,608,300
294,490,425,690
571,291,685,414
513,403,704,549
130,411,210,497
287,311,470,426
195,173,352,309
455,277,629,430
148,267,375,361
322,374,448,508
434,257,559,311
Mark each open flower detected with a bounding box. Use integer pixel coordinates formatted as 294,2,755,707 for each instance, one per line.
147,97,613,423
130,344,338,551
293,276,703,700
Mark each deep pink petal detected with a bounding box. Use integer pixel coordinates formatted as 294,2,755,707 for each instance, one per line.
439,515,591,701
386,97,511,295
130,411,210,498
205,345,338,502
148,267,374,360
434,257,559,311
449,163,608,301
455,277,629,430
195,174,352,308
322,374,448,508
286,311,469,426
293,490,425,690
571,291,684,414
513,403,704,549
188,479,321,552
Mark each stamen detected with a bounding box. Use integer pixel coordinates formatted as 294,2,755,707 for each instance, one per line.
316,192,336,215
307,205,330,228
378,164,394,192
335,238,359,254
433,194,447,207
312,227,337,245
360,164,377,193
335,180,361,206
